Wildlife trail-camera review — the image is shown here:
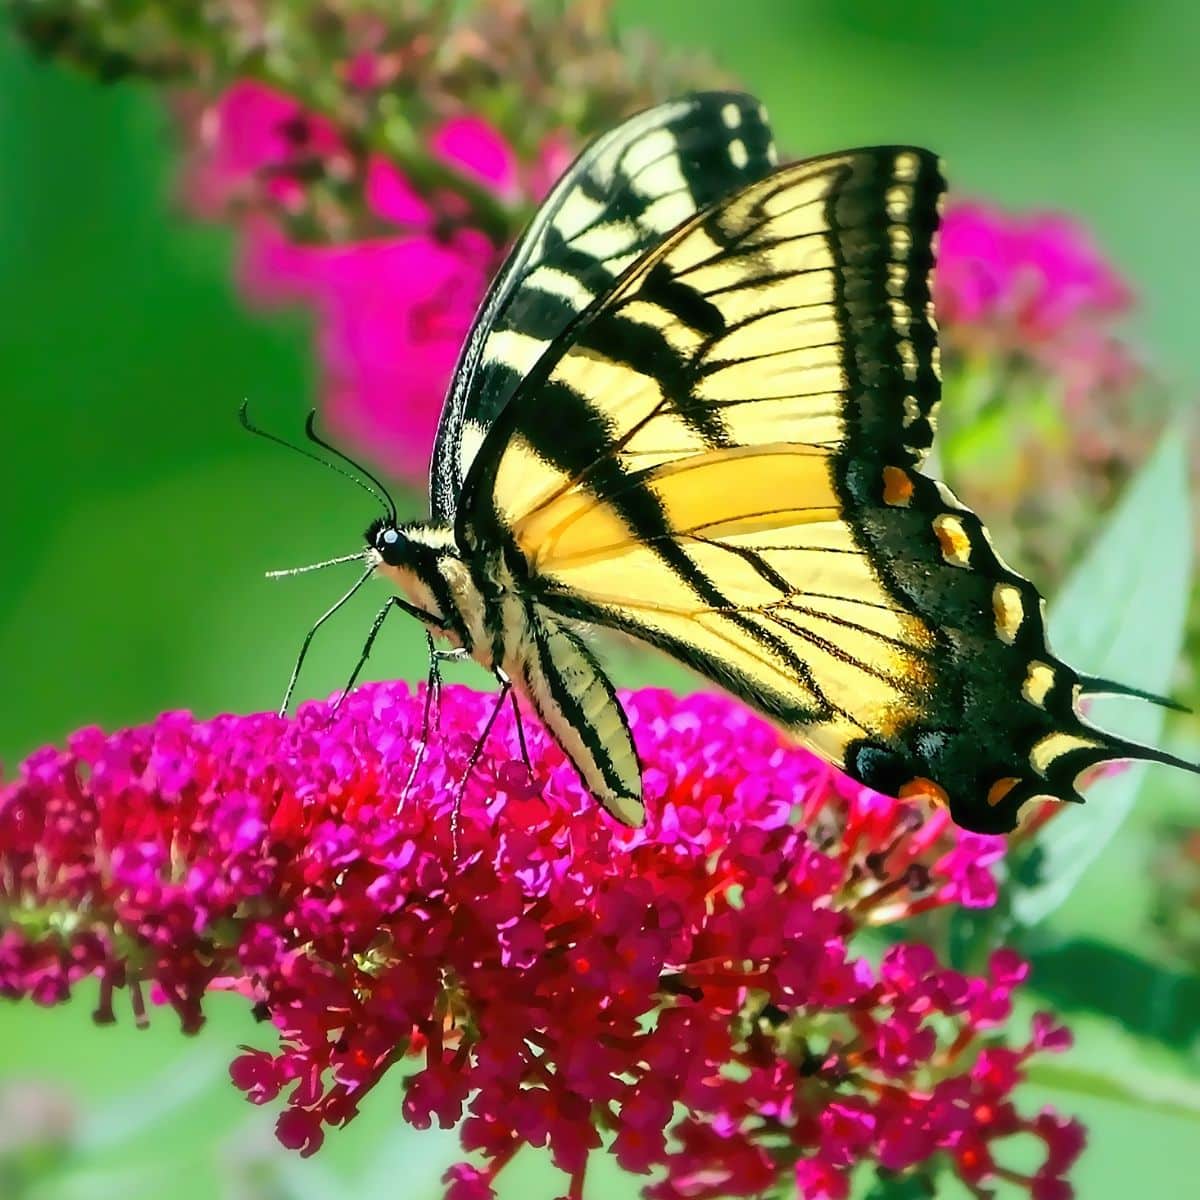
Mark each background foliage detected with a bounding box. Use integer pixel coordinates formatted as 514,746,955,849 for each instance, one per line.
2,2,1198,1197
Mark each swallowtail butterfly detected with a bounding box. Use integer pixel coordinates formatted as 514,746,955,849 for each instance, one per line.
264,92,1196,834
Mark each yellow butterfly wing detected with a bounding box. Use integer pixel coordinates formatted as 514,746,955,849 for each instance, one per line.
459,147,1194,832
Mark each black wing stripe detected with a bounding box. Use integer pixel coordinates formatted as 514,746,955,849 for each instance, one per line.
829,154,943,470
766,610,926,691
513,381,745,614
544,591,826,731
771,604,935,664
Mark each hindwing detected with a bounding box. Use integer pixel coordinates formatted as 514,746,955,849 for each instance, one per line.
459,147,1194,833
430,92,778,520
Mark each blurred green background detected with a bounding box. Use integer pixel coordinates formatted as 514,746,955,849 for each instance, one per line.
2,2,1198,1197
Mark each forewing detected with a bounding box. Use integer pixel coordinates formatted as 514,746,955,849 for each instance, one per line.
461,148,1188,833
429,92,778,519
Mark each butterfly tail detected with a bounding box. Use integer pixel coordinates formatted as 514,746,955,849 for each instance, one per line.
1076,674,1192,714
963,724,1200,835
1073,677,1199,785
1062,724,1200,807
1093,732,1200,778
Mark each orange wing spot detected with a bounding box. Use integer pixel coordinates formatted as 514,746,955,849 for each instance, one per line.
899,776,950,808
987,777,1020,807
932,513,972,567
882,465,914,507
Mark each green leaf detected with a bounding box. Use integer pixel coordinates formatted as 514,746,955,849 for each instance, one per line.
1011,434,1194,927
1026,1060,1200,1122
1027,937,1200,1046
1025,1012,1200,1123
860,1170,939,1198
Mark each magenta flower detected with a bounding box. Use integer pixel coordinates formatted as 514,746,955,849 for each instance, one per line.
937,204,1130,332
239,224,494,482
186,80,348,218
936,201,1138,404
185,81,566,482
1,684,1081,1198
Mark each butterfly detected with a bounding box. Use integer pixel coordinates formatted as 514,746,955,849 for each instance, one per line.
256,91,1196,835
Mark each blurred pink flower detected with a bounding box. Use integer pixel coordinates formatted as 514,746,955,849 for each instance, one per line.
2,685,1080,1198
937,202,1138,404
187,82,345,216
239,225,493,482
187,82,560,483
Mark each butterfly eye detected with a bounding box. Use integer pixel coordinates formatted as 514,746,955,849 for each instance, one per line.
373,525,406,563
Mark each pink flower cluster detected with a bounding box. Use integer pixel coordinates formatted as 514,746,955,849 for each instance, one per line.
936,202,1138,405
188,81,570,481
1,685,1081,1198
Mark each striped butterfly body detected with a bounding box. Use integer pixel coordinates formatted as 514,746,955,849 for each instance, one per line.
351,91,1195,834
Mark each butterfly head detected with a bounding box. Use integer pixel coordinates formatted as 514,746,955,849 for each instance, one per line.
366,516,409,567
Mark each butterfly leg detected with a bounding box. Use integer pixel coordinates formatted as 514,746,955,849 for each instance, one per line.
450,679,512,858
329,595,450,717
278,566,376,716
400,632,468,800
494,666,532,773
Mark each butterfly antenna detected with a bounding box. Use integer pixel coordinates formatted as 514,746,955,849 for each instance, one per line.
265,552,368,579
238,402,395,520
303,410,398,524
